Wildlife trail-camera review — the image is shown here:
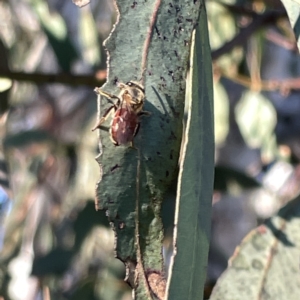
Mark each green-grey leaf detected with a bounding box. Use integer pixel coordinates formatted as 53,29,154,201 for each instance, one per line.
94,0,204,297
30,0,78,72
0,39,11,113
210,196,300,300
281,0,300,51
166,4,214,300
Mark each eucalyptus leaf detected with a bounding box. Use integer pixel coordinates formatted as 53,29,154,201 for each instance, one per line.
210,196,300,300
166,5,214,300
0,39,11,113
281,0,300,51
31,0,79,72
94,0,205,297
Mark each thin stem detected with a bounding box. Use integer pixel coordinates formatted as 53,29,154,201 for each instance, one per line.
141,0,162,84
0,70,106,87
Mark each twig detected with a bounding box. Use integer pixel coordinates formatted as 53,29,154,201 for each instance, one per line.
211,9,287,60
223,72,300,95
0,70,106,87
141,0,162,84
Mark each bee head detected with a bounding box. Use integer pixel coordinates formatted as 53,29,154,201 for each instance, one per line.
119,81,145,107
125,81,145,94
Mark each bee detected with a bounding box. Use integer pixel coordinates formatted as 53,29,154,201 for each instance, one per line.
92,81,149,146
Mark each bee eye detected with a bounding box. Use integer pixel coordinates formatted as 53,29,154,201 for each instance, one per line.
126,82,132,86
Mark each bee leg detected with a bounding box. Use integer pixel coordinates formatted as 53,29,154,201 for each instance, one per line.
128,124,140,149
133,123,140,137
129,141,138,150
91,105,115,131
94,88,121,106
138,110,151,117
117,82,126,90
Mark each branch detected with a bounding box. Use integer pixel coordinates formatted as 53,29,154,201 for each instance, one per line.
0,70,106,87
223,72,300,95
211,9,287,60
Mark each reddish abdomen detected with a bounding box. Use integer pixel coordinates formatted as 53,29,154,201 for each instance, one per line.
110,108,139,145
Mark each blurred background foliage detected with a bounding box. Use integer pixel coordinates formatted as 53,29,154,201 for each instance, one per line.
0,0,300,299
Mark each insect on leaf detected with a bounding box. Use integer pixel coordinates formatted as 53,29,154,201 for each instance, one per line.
94,0,205,297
